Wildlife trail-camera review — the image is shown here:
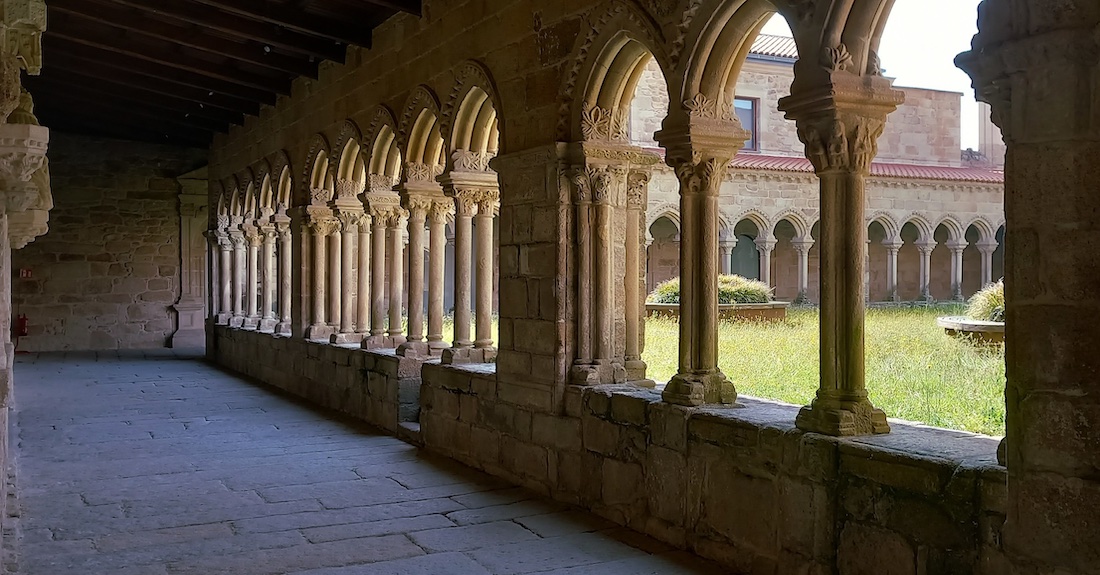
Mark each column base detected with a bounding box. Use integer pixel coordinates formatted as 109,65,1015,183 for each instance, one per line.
427,339,449,357
258,318,278,333
242,316,260,330
305,324,335,340
215,313,231,326
569,361,627,385
331,332,365,345
795,398,890,436
662,370,737,406
229,316,245,328
625,360,655,388
396,341,430,358
275,322,292,336
362,334,407,350
442,346,497,365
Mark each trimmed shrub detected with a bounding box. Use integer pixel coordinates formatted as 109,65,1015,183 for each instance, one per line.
647,274,773,305
966,280,1005,322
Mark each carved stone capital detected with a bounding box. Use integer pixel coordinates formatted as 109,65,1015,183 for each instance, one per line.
429,199,455,222
475,189,500,216
336,210,361,231
451,189,481,217
405,196,433,219
626,170,649,209
569,165,622,205
307,216,338,237
668,155,727,198
228,231,247,249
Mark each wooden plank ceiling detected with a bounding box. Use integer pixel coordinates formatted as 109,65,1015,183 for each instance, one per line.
23,0,420,148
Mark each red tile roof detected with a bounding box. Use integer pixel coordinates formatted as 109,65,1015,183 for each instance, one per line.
750,34,799,60
730,153,1005,184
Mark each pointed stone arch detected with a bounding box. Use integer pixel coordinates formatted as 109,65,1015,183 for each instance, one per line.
362,105,403,188
558,0,672,142
331,120,366,184
269,150,293,211
252,159,273,211
303,133,332,206
398,85,445,172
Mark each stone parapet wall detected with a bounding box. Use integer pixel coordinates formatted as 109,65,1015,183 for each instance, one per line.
10,133,206,351
419,368,1009,574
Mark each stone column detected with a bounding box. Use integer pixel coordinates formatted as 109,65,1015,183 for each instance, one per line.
330,212,360,343
387,209,407,344
305,215,335,340
916,240,935,302
361,206,390,348
243,225,262,330
625,171,653,386
755,235,776,287
259,225,278,332
327,225,341,330
169,182,208,347
397,199,430,356
215,228,232,325
228,226,246,328
355,213,371,336
792,238,814,303
977,242,997,287
948,240,967,301
779,72,902,435
718,241,735,275
473,191,499,359
958,9,1100,571
884,241,902,302
427,200,452,355
276,221,292,335
654,112,744,405
442,190,477,362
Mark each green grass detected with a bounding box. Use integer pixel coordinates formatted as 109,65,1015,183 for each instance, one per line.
642,305,1006,436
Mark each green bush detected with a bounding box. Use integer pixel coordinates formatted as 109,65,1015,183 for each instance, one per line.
966,280,1005,322
647,274,772,305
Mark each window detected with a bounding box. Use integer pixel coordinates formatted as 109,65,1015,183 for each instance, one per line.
734,97,759,152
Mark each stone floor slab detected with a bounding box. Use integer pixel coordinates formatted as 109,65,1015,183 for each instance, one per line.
9,353,725,575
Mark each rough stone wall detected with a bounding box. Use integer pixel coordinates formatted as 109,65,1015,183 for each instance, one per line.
11,133,206,351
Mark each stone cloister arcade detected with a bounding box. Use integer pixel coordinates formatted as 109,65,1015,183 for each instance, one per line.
0,0,1095,572
646,208,1006,302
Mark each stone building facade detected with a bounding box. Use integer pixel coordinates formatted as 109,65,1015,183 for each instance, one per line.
637,36,1006,302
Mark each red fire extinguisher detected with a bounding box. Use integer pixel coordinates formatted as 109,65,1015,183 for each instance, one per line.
15,315,28,337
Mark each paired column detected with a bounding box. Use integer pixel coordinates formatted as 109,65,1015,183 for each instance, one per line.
883,240,902,302
386,209,407,344
305,214,336,340
792,238,814,303
473,191,499,357
657,147,739,405
228,225,246,328
948,241,967,301
354,213,371,337
916,240,935,301
327,226,342,331
215,229,232,325
755,236,776,287
977,242,997,287
259,225,278,332
718,241,735,276
362,207,390,348
427,201,452,355
779,74,902,435
625,171,652,386
330,212,361,344
276,221,293,335
442,190,477,362
397,199,430,356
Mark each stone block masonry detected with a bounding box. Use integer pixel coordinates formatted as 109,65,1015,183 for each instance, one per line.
11,133,206,351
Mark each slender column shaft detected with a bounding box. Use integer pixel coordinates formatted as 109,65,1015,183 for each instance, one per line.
310,223,327,330
231,233,245,319
328,230,341,326
794,240,812,300
677,181,696,375
452,196,474,349
697,186,721,372
719,246,733,275
246,236,259,320
370,218,387,337
575,195,593,364
278,226,292,328
885,245,900,302
219,242,232,316
356,217,371,333
427,204,449,350
950,245,966,300
262,231,276,320
918,243,934,300
818,171,866,403
339,220,355,333
979,246,995,286
405,206,427,343
387,213,405,338
475,194,498,349
756,238,775,287
625,198,642,362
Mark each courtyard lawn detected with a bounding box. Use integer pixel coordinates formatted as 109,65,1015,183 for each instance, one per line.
642,305,1007,436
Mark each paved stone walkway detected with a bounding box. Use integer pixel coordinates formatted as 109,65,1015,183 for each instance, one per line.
9,351,725,575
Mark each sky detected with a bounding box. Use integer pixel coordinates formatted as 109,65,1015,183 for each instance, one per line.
760,0,983,149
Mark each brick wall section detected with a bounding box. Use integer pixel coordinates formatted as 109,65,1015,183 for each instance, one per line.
11,133,206,351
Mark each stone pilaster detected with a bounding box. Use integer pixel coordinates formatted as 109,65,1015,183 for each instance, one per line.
779,70,902,435
957,7,1100,571
170,170,207,347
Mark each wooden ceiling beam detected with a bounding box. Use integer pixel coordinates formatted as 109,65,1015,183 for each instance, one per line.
106,0,347,62
46,37,279,105
48,21,291,95
25,75,244,126
188,0,374,47
35,89,227,134
50,0,318,78
40,54,260,116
